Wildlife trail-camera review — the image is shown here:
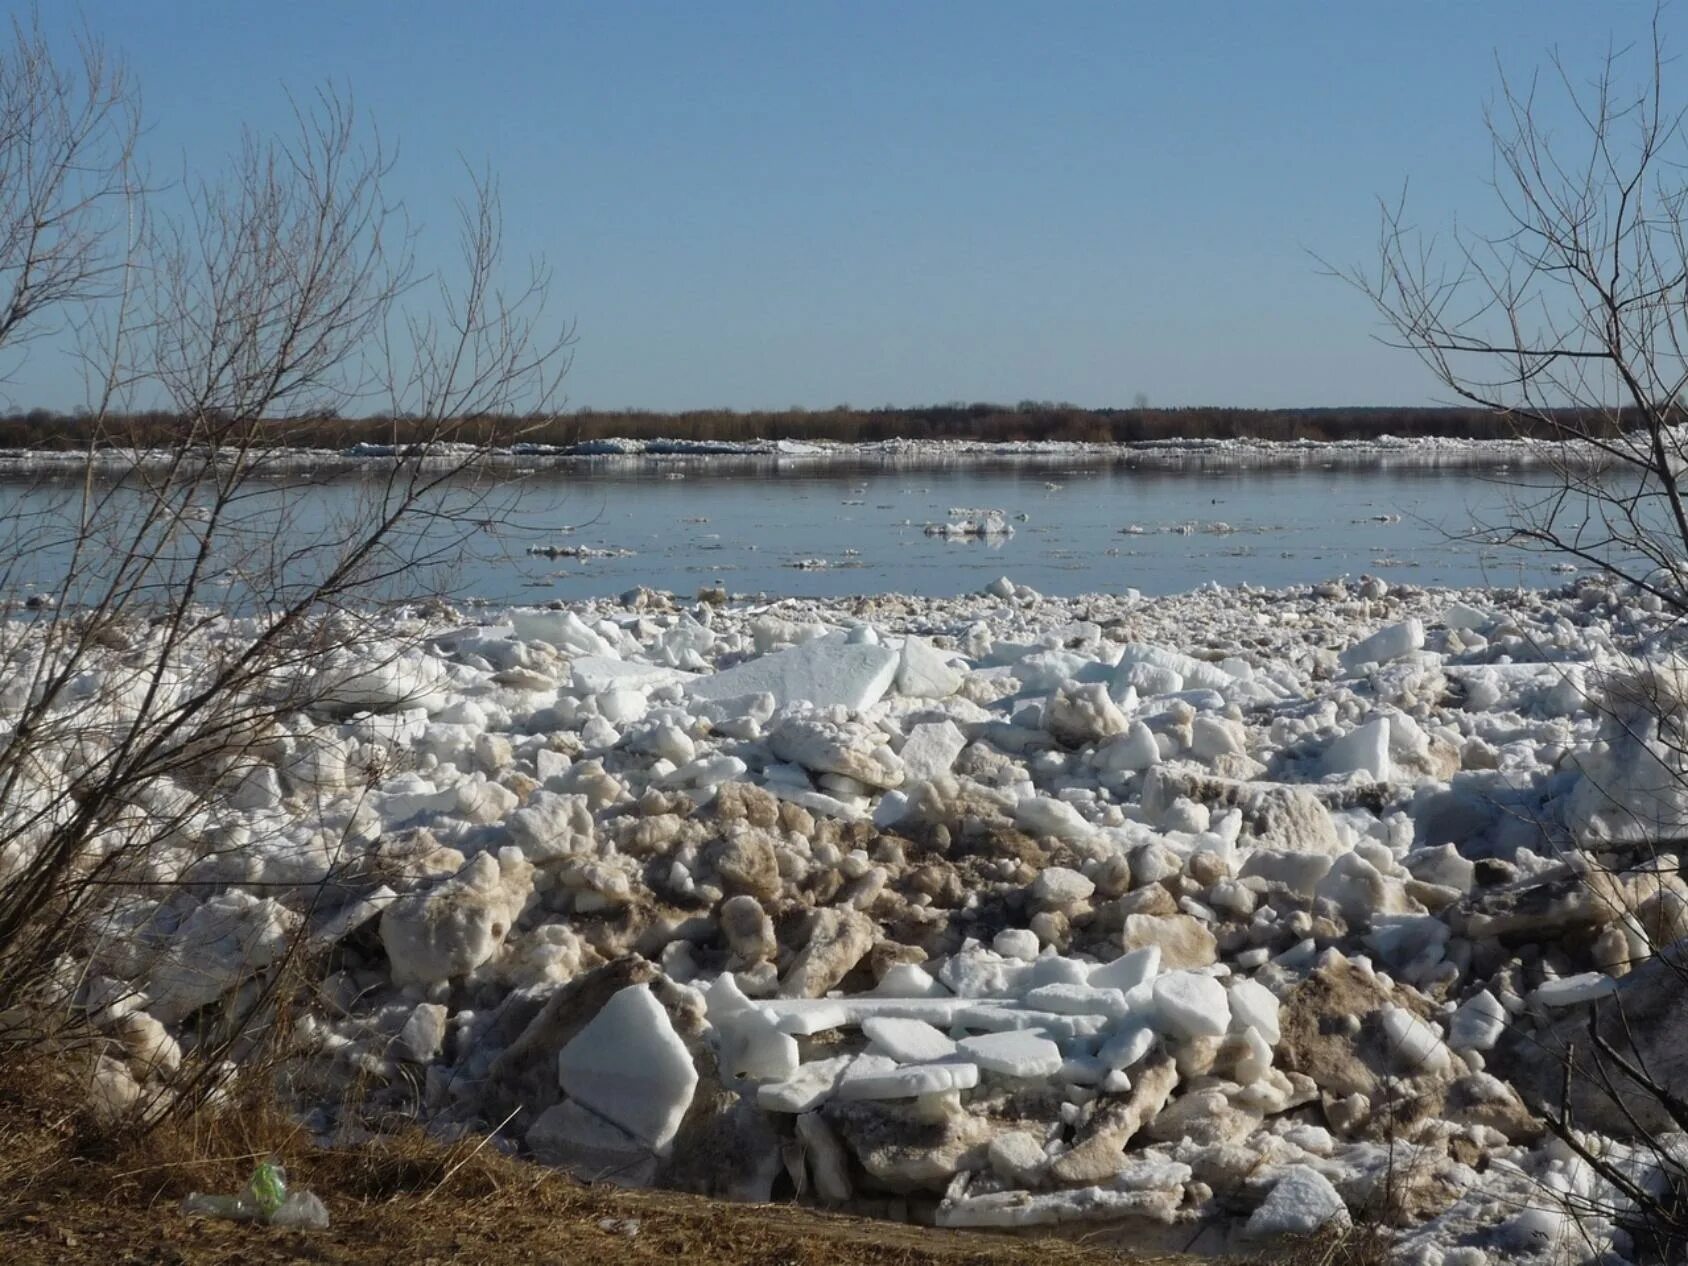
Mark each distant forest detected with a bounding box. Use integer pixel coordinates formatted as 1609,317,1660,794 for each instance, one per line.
0,402,1626,449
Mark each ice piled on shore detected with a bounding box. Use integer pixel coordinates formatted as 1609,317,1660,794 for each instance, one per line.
34,568,1688,1260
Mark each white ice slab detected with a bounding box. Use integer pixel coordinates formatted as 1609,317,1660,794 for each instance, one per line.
835,1060,980,1100
1088,946,1160,994
957,1029,1063,1078
862,1015,957,1063
1151,971,1230,1040
557,984,698,1156
756,1054,857,1113
1023,983,1132,1020
687,635,899,711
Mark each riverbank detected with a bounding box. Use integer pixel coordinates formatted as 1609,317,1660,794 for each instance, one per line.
0,432,1627,476
4,572,1683,1262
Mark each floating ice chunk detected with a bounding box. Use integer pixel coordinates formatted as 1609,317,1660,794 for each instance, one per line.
957,1030,1064,1078
835,1060,979,1100
557,985,698,1156
687,635,899,711
1151,971,1230,1040
862,1016,957,1062
1246,1165,1350,1237
1338,619,1424,672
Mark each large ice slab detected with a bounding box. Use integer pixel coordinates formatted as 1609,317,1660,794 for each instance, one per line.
1246,1165,1350,1237
957,1029,1063,1077
862,1015,957,1062
835,1060,980,1100
688,635,899,711
570,654,697,694
557,985,698,1156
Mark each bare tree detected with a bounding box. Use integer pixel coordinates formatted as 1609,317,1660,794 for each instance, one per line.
1343,12,1688,612
1344,13,1688,1257
0,17,573,1124
0,12,138,378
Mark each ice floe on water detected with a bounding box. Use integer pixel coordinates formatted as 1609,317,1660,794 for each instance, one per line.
24,567,1688,1260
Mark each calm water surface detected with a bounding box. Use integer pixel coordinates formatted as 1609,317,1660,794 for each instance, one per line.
0,458,1582,606
439,459,1566,601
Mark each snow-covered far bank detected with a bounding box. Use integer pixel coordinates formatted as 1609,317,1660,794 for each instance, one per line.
0,432,1643,475
14,573,1688,1261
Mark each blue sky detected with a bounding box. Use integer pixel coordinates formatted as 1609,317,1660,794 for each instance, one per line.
15,2,1675,411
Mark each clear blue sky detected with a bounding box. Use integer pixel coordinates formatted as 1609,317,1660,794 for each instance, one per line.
16,2,1674,411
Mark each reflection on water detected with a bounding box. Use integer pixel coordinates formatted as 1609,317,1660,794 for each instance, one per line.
0,456,1602,605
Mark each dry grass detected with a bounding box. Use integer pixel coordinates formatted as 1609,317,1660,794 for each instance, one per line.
1267,1223,1395,1266
0,1063,1198,1266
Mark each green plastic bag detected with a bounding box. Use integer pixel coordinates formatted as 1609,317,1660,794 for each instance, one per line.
182,1156,328,1229
245,1158,287,1217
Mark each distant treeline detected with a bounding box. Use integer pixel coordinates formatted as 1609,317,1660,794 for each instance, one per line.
0,402,1637,449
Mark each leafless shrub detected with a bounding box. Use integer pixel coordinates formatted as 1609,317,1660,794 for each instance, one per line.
0,16,572,1133
1343,10,1688,1257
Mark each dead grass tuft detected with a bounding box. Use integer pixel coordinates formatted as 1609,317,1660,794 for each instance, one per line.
0,1062,1192,1266
1255,1221,1394,1266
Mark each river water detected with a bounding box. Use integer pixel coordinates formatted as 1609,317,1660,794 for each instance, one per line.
0,454,1589,607
458,457,1578,601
